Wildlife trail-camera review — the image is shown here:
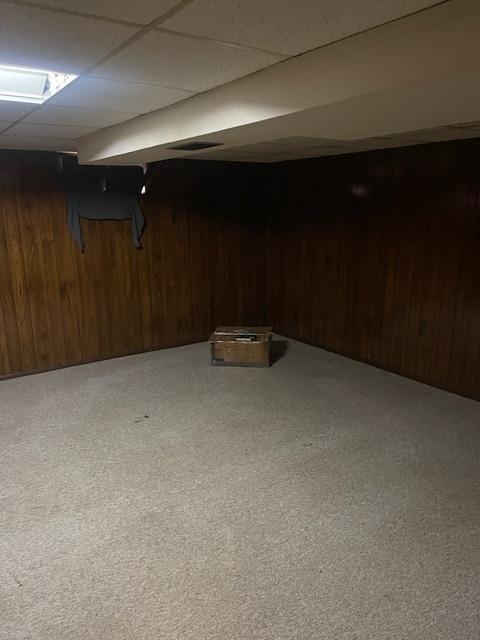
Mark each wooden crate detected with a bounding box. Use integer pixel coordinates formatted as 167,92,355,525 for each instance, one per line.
209,326,273,367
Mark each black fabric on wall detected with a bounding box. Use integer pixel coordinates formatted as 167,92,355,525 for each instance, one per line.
58,156,145,250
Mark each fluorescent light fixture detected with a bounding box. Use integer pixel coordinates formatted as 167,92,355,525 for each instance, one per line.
0,64,77,104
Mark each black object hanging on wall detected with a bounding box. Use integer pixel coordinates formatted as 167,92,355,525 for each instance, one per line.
58,155,145,251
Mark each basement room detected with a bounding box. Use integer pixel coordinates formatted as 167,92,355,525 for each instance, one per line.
0,1,479,638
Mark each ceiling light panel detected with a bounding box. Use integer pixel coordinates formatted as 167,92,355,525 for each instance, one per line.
0,64,76,104
93,30,282,92
0,1,137,74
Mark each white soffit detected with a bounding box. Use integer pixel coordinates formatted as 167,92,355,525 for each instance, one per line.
0,2,137,74
27,0,183,25
47,76,194,114
162,0,442,56
93,30,283,92
77,0,480,165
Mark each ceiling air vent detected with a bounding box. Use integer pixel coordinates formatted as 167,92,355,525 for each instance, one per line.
168,141,223,151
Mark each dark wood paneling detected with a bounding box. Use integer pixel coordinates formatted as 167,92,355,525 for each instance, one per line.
0,152,268,377
268,139,480,400
2,142,480,400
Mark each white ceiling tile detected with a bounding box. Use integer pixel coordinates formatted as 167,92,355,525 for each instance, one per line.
190,143,354,162
0,134,76,151
221,154,264,162
188,148,270,162
319,147,361,155
7,123,95,139
187,127,480,162
386,131,436,142
94,30,283,91
225,139,358,158
343,137,387,150
411,127,480,142
267,136,338,148
0,1,137,74
230,142,289,153
27,0,182,24
189,150,243,160
347,137,419,150
0,101,35,122
47,76,193,113
234,156,271,162
247,153,296,160
385,127,480,144
455,121,480,131
24,104,138,128
163,0,440,56
281,148,332,157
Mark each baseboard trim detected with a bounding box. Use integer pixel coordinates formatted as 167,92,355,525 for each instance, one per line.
0,338,207,381
274,329,479,403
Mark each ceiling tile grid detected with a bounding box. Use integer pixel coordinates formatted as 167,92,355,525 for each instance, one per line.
23,104,139,128
0,101,34,122
6,122,97,139
25,0,183,25
47,76,194,114
0,134,76,151
92,30,283,92
0,0,196,150
0,0,477,157
0,1,138,74
162,0,442,56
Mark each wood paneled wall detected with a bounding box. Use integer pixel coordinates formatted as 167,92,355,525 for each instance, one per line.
268,139,480,400
2,141,479,399
0,152,268,377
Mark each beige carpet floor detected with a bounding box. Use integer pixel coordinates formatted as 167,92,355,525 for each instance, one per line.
1,338,479,640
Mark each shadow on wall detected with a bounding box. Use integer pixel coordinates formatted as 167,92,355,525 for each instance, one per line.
271,339,288,366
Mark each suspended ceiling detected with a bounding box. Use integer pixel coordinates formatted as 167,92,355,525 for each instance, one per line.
0,0,479,163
